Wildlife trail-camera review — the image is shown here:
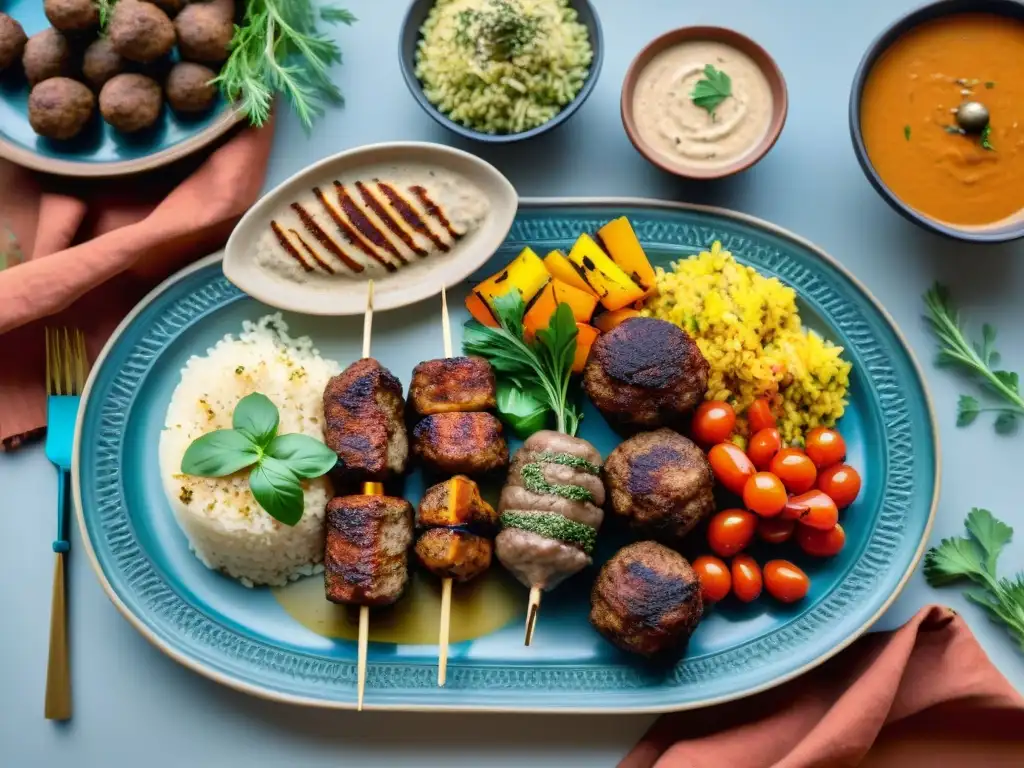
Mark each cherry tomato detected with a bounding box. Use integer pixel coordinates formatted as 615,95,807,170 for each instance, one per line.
747,398,777,433
747,428,782,470
797,523,846,557
757,517,796,544
817,464,862,509
805,427,847,469
763,560,810,603
693,555,731,603
708,442,757,495
770,448,818,495
783,490,839,530
691,400,737,445
707,509,757,557
731,555,763,602
742,472,788,517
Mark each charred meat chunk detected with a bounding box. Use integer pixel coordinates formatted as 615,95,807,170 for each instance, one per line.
409,356,497,416
417,475,498,534
415,528,492,583
590,541,703,657
603,428,715,545
324,494,413,607
584,317,709,430
323,357,409,482
411,411,508,476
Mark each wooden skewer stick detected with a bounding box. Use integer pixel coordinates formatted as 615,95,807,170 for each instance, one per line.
524,586,542,647
437,286,454,687
356,281,376,712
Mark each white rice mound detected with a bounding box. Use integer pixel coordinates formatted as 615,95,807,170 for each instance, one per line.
159,314,341,588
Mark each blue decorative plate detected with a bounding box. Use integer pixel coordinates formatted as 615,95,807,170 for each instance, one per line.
0,0,240,177
74,199,938,712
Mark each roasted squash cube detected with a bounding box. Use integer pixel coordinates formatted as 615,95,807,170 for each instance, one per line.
566,234,645,311
597,217,657,293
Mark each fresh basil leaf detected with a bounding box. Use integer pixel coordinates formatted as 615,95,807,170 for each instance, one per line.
180,429,260,477
497,382,549,438
233,392,279,447
266,433,337,478
249,457,304,526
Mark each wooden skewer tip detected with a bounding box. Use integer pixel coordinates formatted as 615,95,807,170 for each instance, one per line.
357,604,369,711
437,577,453,687
524,586,542,647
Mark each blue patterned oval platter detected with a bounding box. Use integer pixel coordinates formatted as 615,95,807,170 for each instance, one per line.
73,199,938,712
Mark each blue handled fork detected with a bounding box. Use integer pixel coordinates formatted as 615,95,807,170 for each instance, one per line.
44,327,87,721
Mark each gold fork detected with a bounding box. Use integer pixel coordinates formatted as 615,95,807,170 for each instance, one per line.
44,328,88,721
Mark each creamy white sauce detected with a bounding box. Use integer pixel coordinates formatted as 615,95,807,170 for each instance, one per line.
254,163,490,286
633,41,774,171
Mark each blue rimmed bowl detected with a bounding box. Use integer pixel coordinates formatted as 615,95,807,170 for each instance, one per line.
399,0,603,143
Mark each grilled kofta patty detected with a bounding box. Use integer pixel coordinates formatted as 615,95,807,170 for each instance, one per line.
590,541,703,657
603,428,715,545
584,317,709,430
324,494,413,607
411,411,508,476
409,356,497,416
323,357,408,482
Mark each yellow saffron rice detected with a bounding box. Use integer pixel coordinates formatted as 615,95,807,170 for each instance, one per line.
643,242,852,444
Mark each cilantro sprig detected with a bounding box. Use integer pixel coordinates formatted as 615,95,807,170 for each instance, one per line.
463,293,581,437
924,508,1024,651
924,284,1023,435
690,65,732,117
181,393,337,525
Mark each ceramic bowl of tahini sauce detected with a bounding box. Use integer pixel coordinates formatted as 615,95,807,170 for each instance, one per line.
622,27,788,180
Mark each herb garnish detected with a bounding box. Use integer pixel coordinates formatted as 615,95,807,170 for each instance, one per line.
690,65,732,116
924,284,1023,434
181,393,337,525
981,124,995,151
213,1,356,130
985,81,996,89
521,460,594,502
463,292,581,437
924,508,1024,651
455,0,542,62
904,125,912,141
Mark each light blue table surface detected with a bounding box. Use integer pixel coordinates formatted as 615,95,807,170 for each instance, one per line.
3,1,1023,765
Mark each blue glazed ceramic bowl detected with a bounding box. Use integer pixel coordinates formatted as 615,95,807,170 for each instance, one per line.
849,0,1024,243
0,0,241,177
399,0,603,143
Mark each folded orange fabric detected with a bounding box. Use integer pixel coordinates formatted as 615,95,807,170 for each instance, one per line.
621,605,1024,768
0,119,275,448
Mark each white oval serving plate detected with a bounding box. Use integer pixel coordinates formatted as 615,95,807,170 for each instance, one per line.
224,141,519,315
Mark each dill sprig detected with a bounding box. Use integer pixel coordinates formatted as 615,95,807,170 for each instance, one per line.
213,1,356,131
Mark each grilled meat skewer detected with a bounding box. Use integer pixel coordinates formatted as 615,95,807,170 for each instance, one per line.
410,356,497,415
414,475,497,584
412,411,509,475
323,357,408,482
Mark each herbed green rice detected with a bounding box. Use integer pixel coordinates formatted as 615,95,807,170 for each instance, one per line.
415,0,593,135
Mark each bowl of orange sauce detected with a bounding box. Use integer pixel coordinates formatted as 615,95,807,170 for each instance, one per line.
851,0,1024,242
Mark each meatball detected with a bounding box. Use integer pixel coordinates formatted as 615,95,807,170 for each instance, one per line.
584,317,709,430
44,0,100,32
142,0,186,17
22,28,76,86
165,61,217,113
0,13,27,72
99,73,162,132
174,2,232,63
28,77,95,140
109,0,176,63
82,38,125,90
603,428,715,545
590,541,703,657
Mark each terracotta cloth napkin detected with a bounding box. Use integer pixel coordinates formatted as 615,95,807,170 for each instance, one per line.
0,119,275,449
621,605,1024,768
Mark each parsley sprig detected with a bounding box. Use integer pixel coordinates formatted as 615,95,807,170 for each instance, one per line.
924,508,1024,651
463,293,581,437
690,65,732,116
924,284,1023,434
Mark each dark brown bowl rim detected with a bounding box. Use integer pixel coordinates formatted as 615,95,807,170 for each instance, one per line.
621,26,789,180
